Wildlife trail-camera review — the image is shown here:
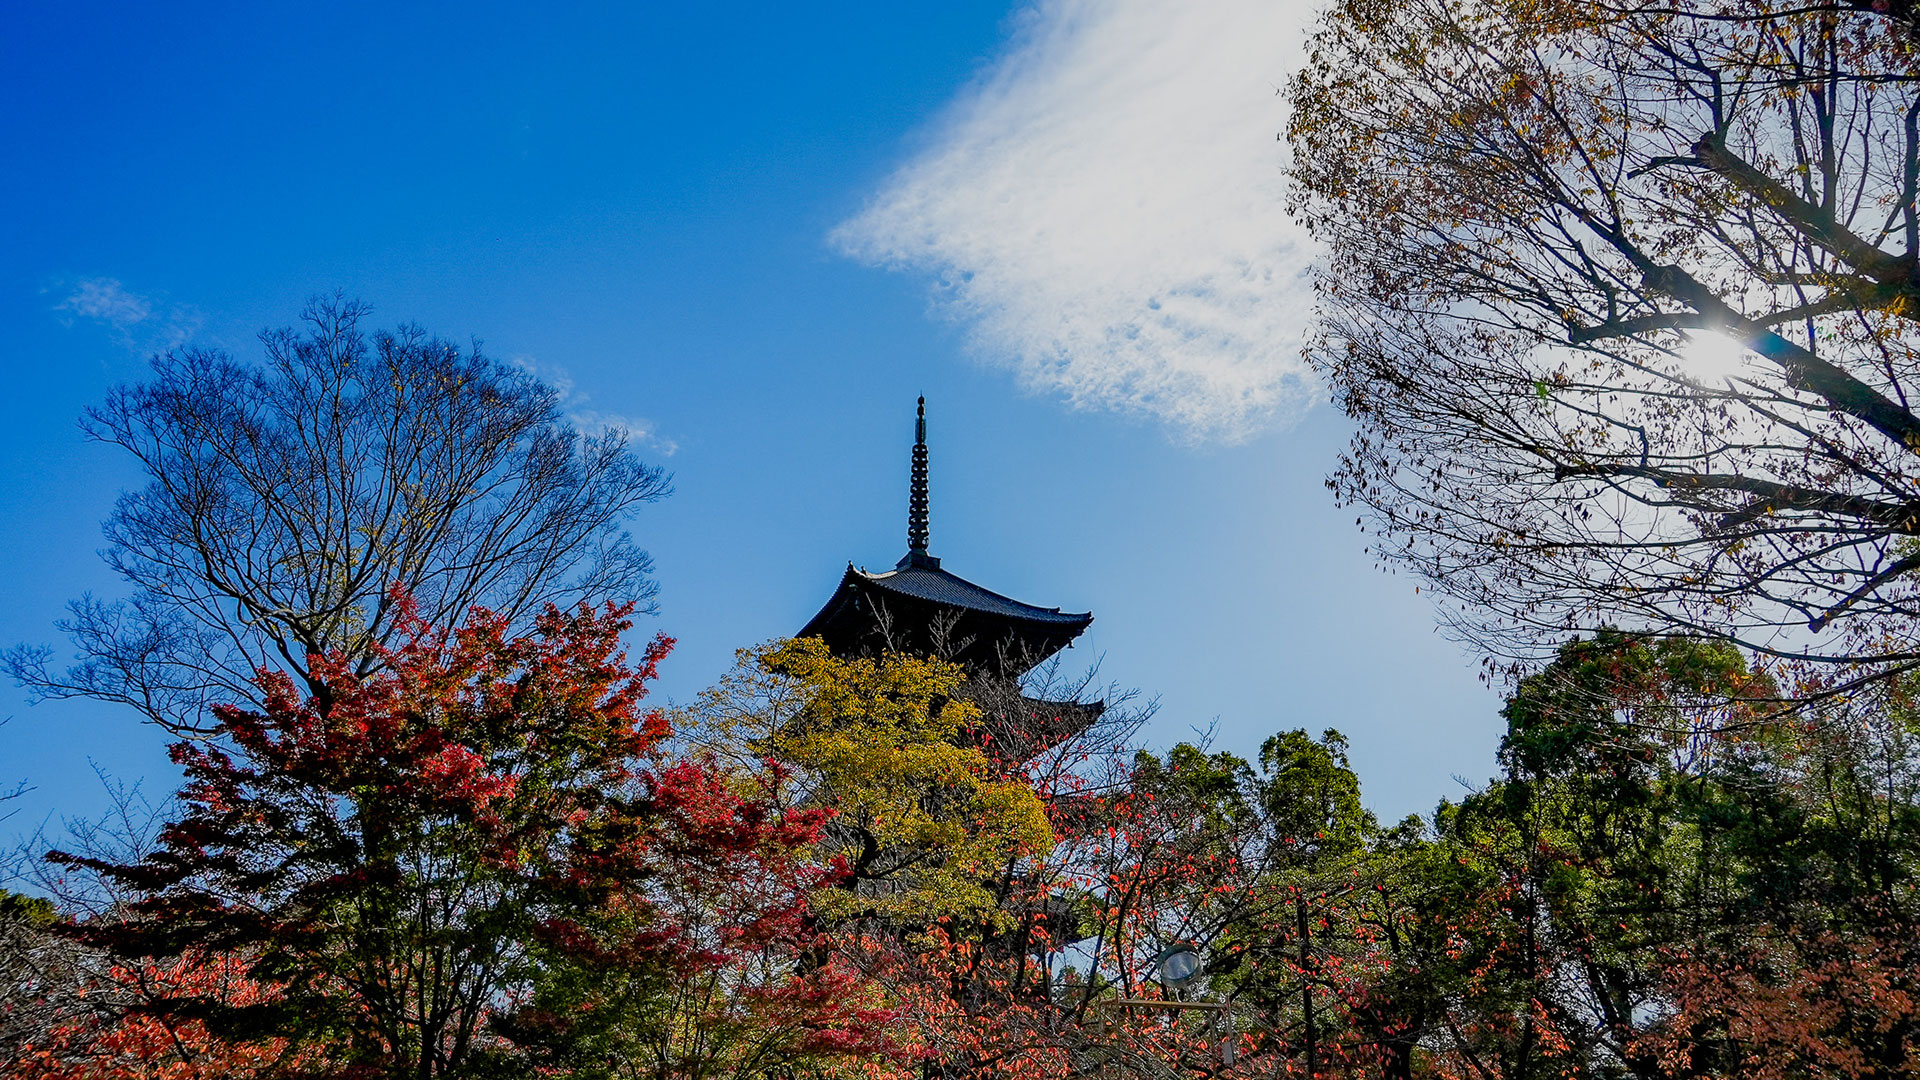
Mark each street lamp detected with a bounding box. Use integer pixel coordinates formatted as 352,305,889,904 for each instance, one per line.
1153,943,1204,990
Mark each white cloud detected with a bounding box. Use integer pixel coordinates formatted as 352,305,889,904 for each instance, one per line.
509,355,679,456
833,0,1323,441
58,278,152,326
52,277,200,352
568,408,680,457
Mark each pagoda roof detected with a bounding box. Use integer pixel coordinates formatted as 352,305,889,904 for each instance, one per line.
852,561,1091,629
965,696,1108,766
798,558,1092,676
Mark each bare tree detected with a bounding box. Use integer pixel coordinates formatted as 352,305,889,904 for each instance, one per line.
0,719,24,830
5,296,670,732
1288,0,1920,679
0,769,171,1076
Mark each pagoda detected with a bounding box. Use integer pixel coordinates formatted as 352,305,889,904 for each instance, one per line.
797,399,1100,761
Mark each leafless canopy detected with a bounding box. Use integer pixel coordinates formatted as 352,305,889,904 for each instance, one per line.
1289,0,1920,675
5,296,670,733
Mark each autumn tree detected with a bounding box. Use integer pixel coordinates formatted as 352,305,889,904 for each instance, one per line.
975,633,1918,1080
685,640,1129,1080
52,601,878,1079
5,296,670,733
1289,0,1920,676
1633,667,1920,1079
1359,635,1771,1080
1054,733,1395,1080
852,728,1387,1080
682,638,1055,932
1,890,75,1075
6,815,305,1080
9,949,306,1080
1326,631,1920,1080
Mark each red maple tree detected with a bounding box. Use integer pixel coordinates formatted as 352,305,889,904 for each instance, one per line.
12,953,307,1080
49,594,896,1078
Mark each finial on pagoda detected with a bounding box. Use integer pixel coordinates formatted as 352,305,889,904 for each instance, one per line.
903,397,938,569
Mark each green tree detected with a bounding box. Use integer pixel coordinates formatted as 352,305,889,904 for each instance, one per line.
1034,732,1381,1079
1354,632,1920,1080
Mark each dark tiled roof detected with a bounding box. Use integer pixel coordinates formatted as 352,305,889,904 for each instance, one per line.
796,558,1093,676
854,564,1092,628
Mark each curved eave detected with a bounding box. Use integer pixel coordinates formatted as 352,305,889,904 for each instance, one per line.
796,561,1093,675
856,564,1093,629
795,564,869,642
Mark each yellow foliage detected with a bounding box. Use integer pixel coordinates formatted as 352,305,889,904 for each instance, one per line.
679,637,1054,928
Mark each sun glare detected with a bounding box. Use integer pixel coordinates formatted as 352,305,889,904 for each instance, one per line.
1679,330,1758,386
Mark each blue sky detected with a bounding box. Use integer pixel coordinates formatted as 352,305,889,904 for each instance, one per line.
0,0,1498,843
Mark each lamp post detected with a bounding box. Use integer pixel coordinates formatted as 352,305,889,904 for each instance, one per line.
1154,943,1203,991
1100,943,1236,1065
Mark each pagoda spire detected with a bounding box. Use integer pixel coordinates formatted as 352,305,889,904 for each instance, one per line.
904,397,937,569
801,392,1093,673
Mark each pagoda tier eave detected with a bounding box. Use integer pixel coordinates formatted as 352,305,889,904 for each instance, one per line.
797,562,1092,677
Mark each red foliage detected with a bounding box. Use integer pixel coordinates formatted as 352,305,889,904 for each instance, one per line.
51,592,896,1078
13,954,308,1080
1641,925,1920,1080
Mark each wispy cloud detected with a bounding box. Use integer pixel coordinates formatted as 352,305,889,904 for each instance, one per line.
568,408,680,457
510,356,679,457
58,278,153,326
51,277,201,353
833,0,1321,441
